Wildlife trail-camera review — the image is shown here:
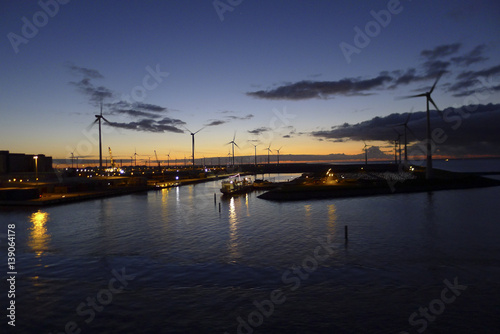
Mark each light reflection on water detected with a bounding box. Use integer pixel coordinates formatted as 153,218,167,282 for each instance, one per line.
28,210,51,257
2,171,500,333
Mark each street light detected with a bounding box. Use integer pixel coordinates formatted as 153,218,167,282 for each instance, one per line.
33,155,38,185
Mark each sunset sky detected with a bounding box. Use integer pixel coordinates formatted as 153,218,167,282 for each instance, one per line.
1,0,500,165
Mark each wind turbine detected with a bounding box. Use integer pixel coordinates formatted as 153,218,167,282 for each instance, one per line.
249,142,258,166
276,146,283,165
166,151,171,168
265,144,272,164
70,151,75,169
90,102,112,171
395,111,413,164
133,149,138,167
398,72,443,179
184,126,204,168
363,141,369,165
226,132,240,166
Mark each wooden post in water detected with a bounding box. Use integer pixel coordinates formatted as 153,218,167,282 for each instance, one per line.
345,225,348,241
214,193,216,205
219,202,221,212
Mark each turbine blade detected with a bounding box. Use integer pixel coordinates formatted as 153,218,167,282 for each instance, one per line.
234,142,240,149
194,127,205,134
405,112,412,125
428,97,443,118
102,117,112,124
429,71,444,94
395,93,426,100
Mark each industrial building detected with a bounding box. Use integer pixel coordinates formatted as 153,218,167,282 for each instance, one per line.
0,150,53,176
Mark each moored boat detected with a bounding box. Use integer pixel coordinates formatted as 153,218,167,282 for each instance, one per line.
220,175,253,195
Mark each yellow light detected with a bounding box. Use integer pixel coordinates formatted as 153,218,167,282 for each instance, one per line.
28,210,51,257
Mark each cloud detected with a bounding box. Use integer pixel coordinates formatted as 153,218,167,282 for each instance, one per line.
70,78,113,104
205,119,227,127
247,75,392,100
68,64,113,105
247,43,495,100
68,63,185,133
311,103,500,158
67,63,104,79
451,44,488,66
448,64,500,97
226,114,254,120
106,101,169,119
204,113,254,127
248,127,271,135
420,43,461,60
107,117,185,134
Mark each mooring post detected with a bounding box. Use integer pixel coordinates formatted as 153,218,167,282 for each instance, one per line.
219,202,221,212
214,193,216,205
345,225,348,241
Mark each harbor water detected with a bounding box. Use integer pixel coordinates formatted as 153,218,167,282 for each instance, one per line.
1,160,500,333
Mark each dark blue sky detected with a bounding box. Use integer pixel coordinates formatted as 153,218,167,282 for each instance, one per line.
1,0,499,162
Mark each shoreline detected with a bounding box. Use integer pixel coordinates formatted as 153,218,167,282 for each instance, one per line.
258,172,500,201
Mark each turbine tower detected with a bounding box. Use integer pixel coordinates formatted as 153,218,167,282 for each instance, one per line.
90,102,112,171
249,142,258,166
184,126,204,168
265,144,272,164
226,132,239,166
363,141,369,165
276,146,283,165
398,72,443,179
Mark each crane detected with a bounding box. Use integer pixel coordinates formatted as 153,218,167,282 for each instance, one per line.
108,147,116,170
154,150,160,169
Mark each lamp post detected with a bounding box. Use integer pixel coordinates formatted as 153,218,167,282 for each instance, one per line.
33,155,38,185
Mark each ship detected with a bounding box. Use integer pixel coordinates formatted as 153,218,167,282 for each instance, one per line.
220,175,253,195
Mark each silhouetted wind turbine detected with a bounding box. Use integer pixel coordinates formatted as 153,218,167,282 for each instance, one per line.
184,126,204,168
249,142,258,166
276,146,283,165
363,141,369,165
226,132,240,166
90,102,112,170
397,72,444,179
166,151,171,168
265,144,272,164
393,110,414,164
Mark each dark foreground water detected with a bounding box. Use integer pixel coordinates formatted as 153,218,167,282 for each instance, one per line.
1,160,500,333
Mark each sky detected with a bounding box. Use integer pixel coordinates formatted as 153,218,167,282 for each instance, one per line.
1,0,500,166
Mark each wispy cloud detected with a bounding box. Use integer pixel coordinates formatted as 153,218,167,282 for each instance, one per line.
69,63,185,133
420,43,461,60
451,44,488,66
247,75,392,100
248,43,496,100
247,127,271,135
108,117,185,133
204,113,254,127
